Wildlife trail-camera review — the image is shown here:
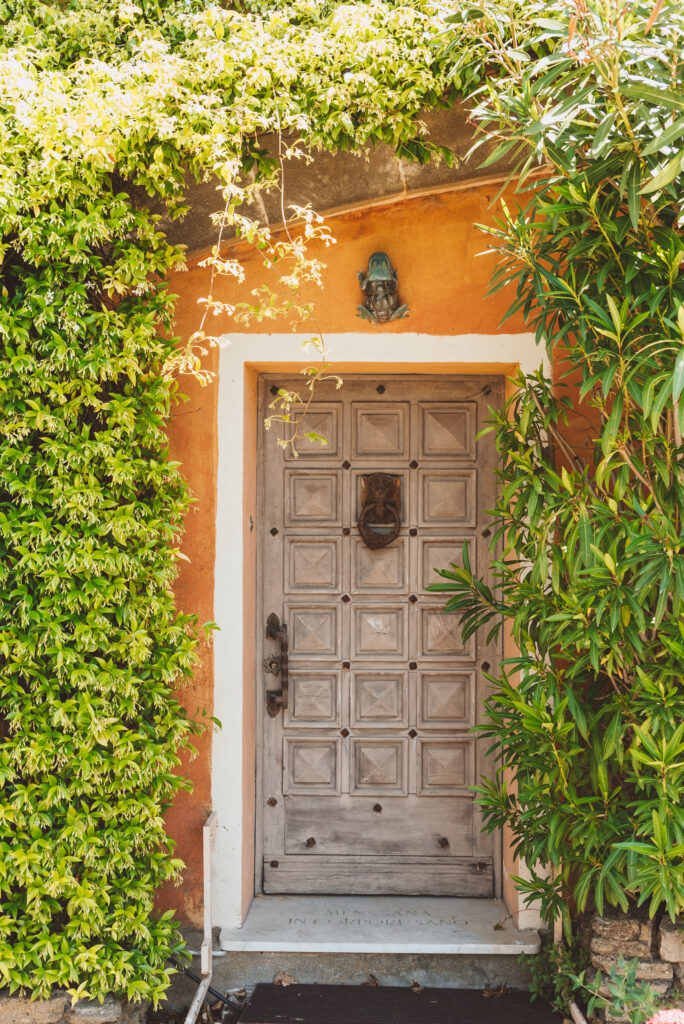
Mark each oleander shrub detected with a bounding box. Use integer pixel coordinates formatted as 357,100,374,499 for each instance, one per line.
434,0,684,932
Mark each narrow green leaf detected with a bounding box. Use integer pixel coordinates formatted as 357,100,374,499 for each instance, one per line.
602,393,624,453
641,153,683,194
605,295,622,335
480,138,519,169
603,713,622,760
579,509,593,567
672,348,684,403
652,376,674,430
622,84,684,114
641,118,684,156
591,112,616,156
627,161,641,231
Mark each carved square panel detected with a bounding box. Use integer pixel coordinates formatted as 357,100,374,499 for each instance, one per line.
352,538,407,593
284,738,340,794
419,470,477,527
419,403,476,460
417,672,474,729
352,403,409,459
420,537,477,591
351,673,408,728
286,538,340,593
419,606,475,660
351,738,408,795
285,672,340,728
352,605,407,659
284,403,341,458
286,472,341,526
288,605,339,658
417,738,472,794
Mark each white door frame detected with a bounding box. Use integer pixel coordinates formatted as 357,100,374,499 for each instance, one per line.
212,331,550,931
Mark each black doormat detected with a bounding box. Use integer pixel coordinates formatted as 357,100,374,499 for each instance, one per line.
240,984,563,1024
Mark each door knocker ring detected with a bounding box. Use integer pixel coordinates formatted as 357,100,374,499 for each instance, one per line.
358,473,401,550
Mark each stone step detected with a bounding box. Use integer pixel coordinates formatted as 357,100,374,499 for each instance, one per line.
163,951,537,1010
161,899,541,1010
219,896,540,955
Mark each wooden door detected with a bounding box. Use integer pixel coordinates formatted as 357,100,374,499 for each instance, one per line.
257,375,502,896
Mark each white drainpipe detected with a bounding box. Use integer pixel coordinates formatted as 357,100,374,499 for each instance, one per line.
184,811,217,1024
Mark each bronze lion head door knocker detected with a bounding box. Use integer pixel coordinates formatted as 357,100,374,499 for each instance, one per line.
358,473,402,549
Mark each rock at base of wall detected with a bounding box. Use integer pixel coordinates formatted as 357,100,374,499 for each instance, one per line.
65,997,122,1024
120,1004,149,1024
659,918,684,965
591,957,674,984
590,938,652,960
592,974,673,1001
605,1010,630,1024
0,993,69,1024
591,907,655,948
0,995,148,1024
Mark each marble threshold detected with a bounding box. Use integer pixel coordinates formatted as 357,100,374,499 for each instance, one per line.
218,896,541,955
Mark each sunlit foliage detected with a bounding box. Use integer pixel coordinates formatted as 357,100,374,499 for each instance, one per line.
433,0,684,934
0,0,470,1004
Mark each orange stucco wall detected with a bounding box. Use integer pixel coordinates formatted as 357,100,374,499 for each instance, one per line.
182,185,528,339
156,337,218,923
162,182,536,925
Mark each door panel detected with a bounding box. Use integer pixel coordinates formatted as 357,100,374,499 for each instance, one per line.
258,375,502,896
283,796,473,855
262,856,493,896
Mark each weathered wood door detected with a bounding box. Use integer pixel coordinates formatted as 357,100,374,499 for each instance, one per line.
258,375,502,896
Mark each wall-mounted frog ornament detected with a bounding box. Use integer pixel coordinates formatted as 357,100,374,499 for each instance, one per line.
357,252,409,325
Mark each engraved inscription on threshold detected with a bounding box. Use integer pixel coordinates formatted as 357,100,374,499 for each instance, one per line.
288,908,465,927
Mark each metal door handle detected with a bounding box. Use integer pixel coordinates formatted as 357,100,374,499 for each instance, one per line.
265,612,288,717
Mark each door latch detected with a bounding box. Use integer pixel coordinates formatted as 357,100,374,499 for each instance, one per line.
265,612,288,717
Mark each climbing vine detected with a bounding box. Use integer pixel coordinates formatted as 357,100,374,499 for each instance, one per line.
0,0,481,1005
